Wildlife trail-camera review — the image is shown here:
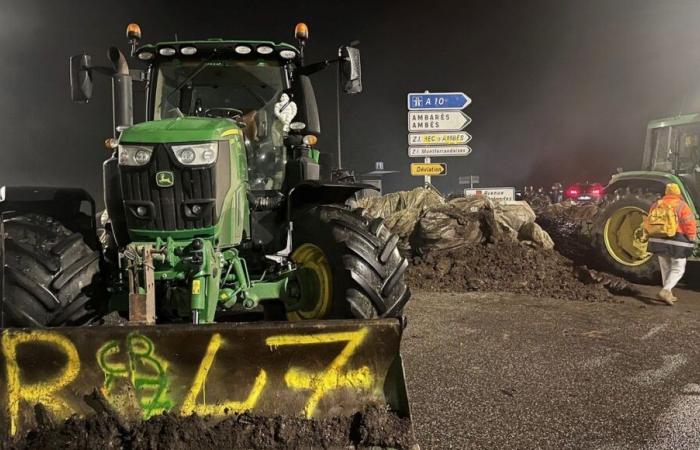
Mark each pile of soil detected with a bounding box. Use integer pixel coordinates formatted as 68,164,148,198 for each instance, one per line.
409,242,615,302
535,203,600,267
6,405,414,450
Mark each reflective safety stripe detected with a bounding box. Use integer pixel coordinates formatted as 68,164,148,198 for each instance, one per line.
648,238,696,248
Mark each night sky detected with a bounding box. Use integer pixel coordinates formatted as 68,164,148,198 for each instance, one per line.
2,0,700,201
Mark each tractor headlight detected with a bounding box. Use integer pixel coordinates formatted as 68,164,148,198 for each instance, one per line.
118,145,154,166
172,143,218,165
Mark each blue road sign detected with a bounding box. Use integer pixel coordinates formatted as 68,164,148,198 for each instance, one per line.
407,92,471,110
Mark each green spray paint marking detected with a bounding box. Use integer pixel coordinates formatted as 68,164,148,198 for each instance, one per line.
96,333,173,419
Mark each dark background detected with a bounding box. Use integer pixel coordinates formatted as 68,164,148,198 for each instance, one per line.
2,0,700,202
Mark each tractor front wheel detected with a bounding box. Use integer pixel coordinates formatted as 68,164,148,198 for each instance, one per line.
289,205,410,320
2,213,101,327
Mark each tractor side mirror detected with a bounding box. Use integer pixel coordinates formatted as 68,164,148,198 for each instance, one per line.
340,45,362,94
70,54,93,103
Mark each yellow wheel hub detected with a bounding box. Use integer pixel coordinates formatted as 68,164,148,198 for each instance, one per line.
603,206,652,267
287,244,333,320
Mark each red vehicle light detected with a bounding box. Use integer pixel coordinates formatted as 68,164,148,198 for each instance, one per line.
587,183,604,197
565,187,580,198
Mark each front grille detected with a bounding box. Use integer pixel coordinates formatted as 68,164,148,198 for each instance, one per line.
121,144,220,231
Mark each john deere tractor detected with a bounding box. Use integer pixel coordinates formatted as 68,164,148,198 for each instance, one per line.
594,113,700,282
0,24,411,436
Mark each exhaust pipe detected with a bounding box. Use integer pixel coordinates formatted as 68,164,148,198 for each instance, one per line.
108,47,133,134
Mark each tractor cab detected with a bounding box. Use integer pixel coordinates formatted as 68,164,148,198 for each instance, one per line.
642,113,700,207
141,40,308,191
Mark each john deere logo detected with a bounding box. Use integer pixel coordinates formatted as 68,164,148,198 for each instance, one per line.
156,171,174,187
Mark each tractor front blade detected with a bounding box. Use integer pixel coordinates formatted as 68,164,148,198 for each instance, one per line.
0,318,410,439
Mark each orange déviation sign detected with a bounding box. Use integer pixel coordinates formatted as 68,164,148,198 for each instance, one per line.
410,163,447,176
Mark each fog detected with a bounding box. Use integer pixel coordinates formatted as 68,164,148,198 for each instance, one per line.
1,0,700,201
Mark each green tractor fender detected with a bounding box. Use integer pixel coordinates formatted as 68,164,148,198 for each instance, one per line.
286,182,377,219
605,171,697,216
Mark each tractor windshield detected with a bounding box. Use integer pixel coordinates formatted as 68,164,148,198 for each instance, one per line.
650,124,700,173
154,59,286,119
153,58,291,190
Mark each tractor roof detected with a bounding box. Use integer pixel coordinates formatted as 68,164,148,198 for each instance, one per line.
135,39,300,63
647,112,700,129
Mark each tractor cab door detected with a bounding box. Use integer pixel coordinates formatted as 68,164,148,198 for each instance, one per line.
675,127,700,211
651,123,700,209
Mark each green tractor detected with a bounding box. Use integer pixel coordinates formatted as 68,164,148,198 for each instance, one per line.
594,113,700,282
2,23,409,327
0,23,411,436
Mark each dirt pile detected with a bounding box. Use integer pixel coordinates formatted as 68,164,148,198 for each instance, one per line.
409,242,615,302
6,405,414,450
536,202,600,266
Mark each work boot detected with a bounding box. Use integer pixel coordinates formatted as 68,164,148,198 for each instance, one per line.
657,289,675,306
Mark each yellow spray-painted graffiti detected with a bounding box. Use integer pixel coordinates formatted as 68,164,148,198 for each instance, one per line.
97,333,173,419
1,331,80,437
266,328,372,418
181,333,267,415
2,326,379,436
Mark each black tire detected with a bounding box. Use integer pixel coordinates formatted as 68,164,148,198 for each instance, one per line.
2,213,100,327
592,189,660,284
291,205,410,319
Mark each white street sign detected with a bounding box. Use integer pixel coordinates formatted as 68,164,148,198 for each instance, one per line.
408,111,471,132
408,146,472,157
408,132,471,146
464,187,516,203
458,175,480,185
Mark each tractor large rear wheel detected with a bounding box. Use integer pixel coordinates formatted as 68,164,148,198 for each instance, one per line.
592,190,660,284
2,213,100,327
289,205,410,320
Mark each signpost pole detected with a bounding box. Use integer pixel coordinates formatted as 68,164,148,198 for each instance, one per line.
423,90,430,188
424,157,431,186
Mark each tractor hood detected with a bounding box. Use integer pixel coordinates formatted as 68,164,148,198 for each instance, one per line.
120,117,240,143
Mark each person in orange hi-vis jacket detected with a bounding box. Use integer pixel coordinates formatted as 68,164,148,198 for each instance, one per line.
647,183,697,305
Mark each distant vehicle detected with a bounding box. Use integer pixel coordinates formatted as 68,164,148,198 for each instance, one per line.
564,182,604,203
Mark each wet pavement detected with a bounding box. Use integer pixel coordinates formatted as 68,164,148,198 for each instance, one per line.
404,287,700,449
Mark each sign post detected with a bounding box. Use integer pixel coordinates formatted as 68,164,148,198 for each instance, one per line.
407,91,472,187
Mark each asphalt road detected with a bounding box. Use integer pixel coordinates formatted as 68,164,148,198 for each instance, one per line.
403,288,700,449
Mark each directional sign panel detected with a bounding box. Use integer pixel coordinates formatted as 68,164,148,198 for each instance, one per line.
408,111,471,132
410,163,447,176
408,92,471,110
408,132,471,146
458,175,480,185
464,187,516,202
408,146,472,157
